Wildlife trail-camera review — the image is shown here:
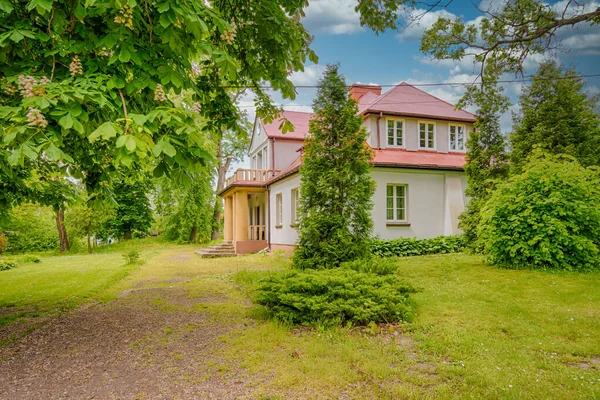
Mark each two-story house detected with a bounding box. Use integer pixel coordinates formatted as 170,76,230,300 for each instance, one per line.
216,82,475,254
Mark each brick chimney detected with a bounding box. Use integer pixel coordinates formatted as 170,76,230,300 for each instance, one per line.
348,83,382,101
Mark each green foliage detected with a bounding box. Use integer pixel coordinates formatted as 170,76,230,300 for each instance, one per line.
156,170,214,243
104,180,153,239
479,153,600,271
255,268,417,326
511,61,600,169
19,255,41,264
122,249,140,265
0,259,16,271
66,203,116,252
0,0,316,212
293,64,375,270
370,235,465,258
459,76,510,249
340,256,399,275
1,204,58,253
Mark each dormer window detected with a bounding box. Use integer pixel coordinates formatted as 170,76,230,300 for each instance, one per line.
386,119,404,147
449,124,465,152
419,121,435,149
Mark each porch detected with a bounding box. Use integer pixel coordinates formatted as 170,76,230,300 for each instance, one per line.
220,169,278,255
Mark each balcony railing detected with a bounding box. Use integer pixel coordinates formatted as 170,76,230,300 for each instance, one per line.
249,225,266,241
224,169,280,188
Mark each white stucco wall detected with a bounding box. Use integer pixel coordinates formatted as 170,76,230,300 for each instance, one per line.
371,167,466,239
268,167,467,246
269,174,301,246
273,140,303,171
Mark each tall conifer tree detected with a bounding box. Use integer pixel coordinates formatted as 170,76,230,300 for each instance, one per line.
292,64,375,270
510,61,600,169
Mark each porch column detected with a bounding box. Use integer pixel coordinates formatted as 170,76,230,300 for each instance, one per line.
223,195,233,241
234,190,249,241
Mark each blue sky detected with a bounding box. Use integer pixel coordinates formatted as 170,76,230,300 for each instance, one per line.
236,0,600,168
241,1,600,128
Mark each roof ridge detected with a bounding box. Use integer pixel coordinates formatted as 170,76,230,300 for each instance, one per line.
367,83,398,108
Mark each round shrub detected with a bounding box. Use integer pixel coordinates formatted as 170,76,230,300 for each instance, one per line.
479,153,600,271
255,268,418,326
0,259,17,271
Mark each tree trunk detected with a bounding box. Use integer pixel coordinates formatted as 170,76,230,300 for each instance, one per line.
211,135,231,241
55,207,70,253
87,228,91,254
189,225,198,242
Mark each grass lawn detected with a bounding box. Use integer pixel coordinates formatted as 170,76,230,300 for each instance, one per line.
1,244,599,399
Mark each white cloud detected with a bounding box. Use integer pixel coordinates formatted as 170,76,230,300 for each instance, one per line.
282,103,314,113
289,64,325,86
396,8,457,42
302,0,363,35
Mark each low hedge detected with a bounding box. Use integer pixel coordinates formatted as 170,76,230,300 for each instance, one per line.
255,268,417,326
370,235,465,258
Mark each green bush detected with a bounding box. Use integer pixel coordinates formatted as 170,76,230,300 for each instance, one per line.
341,257,399,275
1,204,59,253
19,255,41,264
255,269,417,326
479,153,600,271
0,259,16,271
122,249,141,265
370,235,465,258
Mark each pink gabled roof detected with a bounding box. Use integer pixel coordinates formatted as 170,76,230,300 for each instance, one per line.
262,111,312,140
360,82,476,123
357,91,380,114
372,149,466,170
266,155,303,185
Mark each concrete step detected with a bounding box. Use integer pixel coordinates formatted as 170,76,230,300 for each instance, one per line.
195,252,237,258
195,242,237,258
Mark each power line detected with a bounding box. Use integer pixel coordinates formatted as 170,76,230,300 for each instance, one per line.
234,73,600,108
231,72,600,90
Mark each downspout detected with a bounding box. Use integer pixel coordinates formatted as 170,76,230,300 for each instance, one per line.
270,138,275,174
267,185,271,250
376,112,383,150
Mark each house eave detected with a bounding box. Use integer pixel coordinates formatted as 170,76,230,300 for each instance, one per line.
362,110,476,124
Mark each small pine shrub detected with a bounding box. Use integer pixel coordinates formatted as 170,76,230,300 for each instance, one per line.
0,260,16,271
255,269,418,326
479,153,600,271
341,257,399,275
122,249,140,265
370,235,465,258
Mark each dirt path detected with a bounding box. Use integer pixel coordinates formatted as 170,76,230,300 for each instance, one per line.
0,250,259,399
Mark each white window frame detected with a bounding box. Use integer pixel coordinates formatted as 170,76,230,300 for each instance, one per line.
290,188,299,226
418,121,436,150
275,193,283,227
386,118,405,148
449,124,466,152
386,184,408,223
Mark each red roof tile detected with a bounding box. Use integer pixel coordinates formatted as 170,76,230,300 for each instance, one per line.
359,82,475,122
262,111,312,140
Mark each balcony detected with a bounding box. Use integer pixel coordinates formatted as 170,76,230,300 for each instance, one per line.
224,168,280,188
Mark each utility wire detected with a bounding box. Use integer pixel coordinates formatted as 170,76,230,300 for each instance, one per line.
234,73,600,108
230,72,600,90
